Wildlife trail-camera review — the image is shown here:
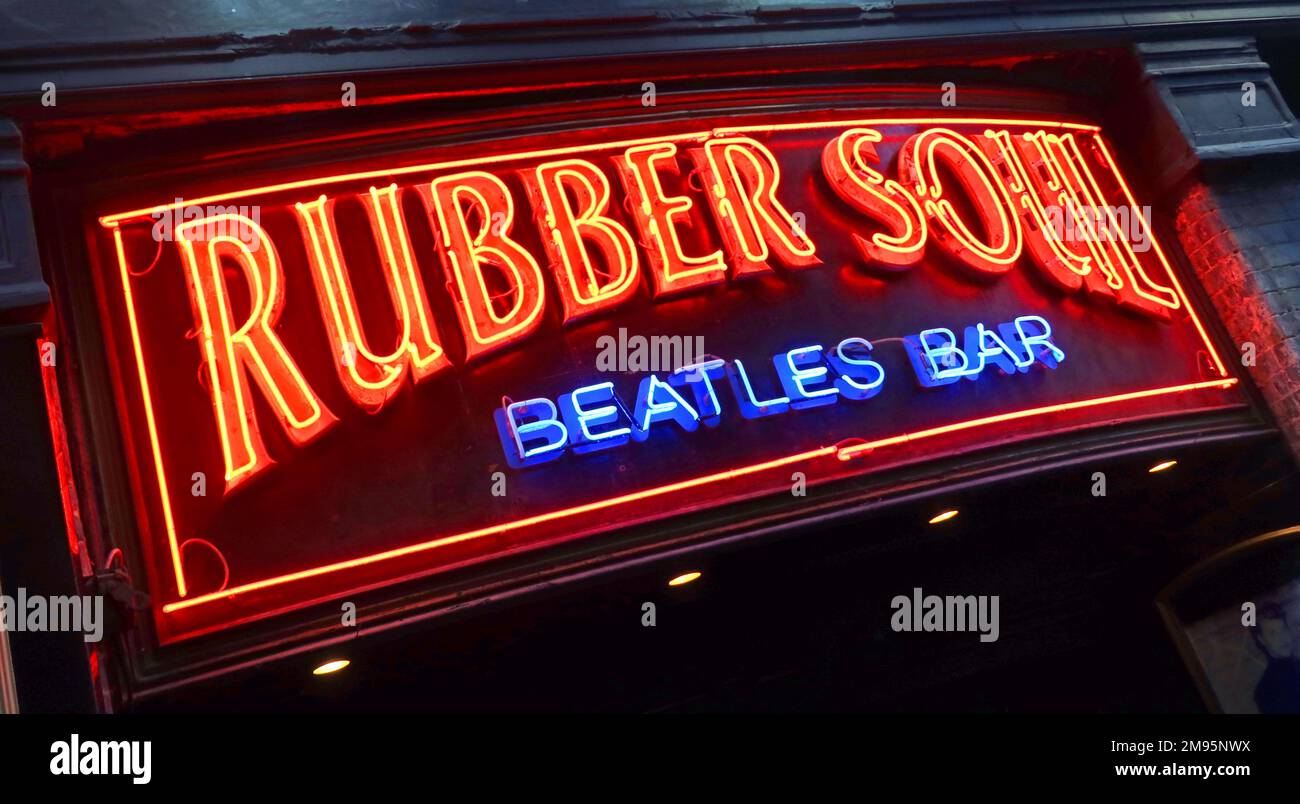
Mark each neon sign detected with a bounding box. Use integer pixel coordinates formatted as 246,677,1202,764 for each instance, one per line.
498,314,1065,466
90,112,1238,641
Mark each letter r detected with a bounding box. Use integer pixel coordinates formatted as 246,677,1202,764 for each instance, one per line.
174,214,336,494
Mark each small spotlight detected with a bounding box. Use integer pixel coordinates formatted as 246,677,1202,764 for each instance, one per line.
928,509,959,525
312,659,350,676
1148,459,1178,474
668,571,701,587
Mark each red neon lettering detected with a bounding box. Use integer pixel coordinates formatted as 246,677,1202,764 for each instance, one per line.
419,171,547,361
524,158,641,322
295,185,452,409
982,129,1094,293
1041,132,1179,318
616,142,727,296
821,128,927,272
899,128,1023,277
691,136,819,277
174,214,336,492
983,129,1178,320
1024,130,1137,299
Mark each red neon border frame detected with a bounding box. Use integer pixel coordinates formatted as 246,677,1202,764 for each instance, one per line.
96,114,1237,620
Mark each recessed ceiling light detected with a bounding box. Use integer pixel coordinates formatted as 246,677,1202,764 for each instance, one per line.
928,509,959,525
312,659,350,676
668,571,701,587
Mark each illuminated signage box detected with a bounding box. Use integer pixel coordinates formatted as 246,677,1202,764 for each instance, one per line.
90,111,1239,642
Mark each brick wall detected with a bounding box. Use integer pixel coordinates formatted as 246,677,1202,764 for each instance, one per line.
1174,160,1300,461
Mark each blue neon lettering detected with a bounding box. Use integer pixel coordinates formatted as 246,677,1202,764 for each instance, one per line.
559,382,632,453
905,327,969,386
829,337,886,399
775,345,840,410
633,374,700,439
1012,315,1066,368
670,359,727,426
498,313,1065,467
727,359,791,418
963,322,1029,378
495,398,568,468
